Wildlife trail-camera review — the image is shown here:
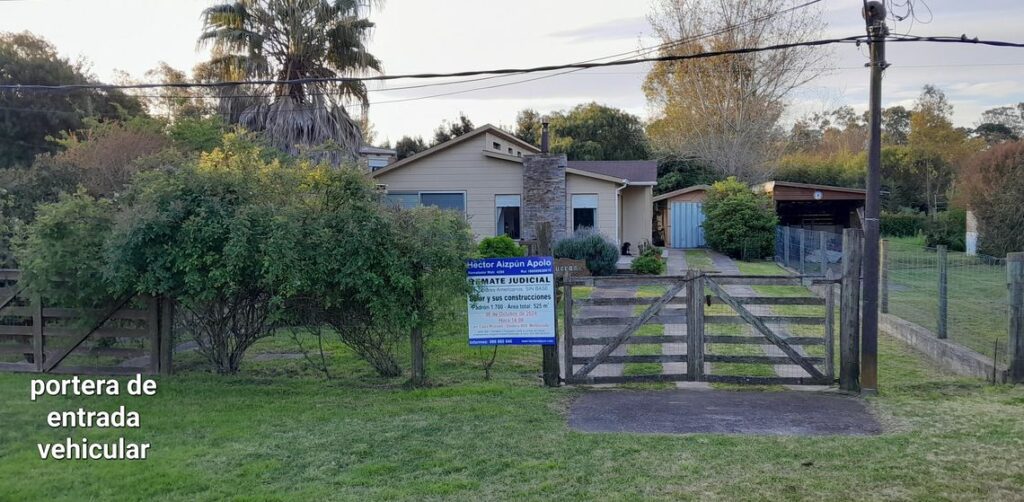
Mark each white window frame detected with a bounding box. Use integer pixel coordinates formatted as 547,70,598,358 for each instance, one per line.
571,194,599,232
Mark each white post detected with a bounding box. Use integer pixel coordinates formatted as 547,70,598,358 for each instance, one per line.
966,210,978,256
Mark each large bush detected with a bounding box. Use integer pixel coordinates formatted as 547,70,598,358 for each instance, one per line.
15,191,116,307
477,235,526,258
924,209,966,252
702,177,778,258
554,228,619,276
630,245,666,275
881,211,926,237
959,140,1024,256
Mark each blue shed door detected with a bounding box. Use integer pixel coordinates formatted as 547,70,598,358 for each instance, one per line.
670,202,705,248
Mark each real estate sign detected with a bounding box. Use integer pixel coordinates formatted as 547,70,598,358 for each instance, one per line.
467,257,556,346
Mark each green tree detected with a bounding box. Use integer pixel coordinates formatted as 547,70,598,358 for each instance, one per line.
514,103,650,160
907,85,984,215
655,155,719,194
0,31,144,168
394,135,427,159
702,177,778,258
959,140,1024,256
431,113,475,146
199,0,383,162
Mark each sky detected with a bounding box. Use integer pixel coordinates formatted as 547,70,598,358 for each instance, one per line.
2,0,1024,144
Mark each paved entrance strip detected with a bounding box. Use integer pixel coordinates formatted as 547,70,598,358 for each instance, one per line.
569,389,881,436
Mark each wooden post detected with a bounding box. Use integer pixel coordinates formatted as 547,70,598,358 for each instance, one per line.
799,229,806,275
31,292,43,372
410,326,425,386
824,270,836,381
147,296,160,374
1007,253,1024,384
937,245,948,339
784,226,792,269
563,281,574,382
686,271,705,381
159,298,174,375
880,239,889,314
840,228,863,392
535,221,560,387
819,230,828,276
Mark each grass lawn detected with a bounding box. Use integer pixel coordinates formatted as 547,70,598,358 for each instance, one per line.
884,237,1009,361
2,324,1023,499
735,261,788,276
683,249,716,271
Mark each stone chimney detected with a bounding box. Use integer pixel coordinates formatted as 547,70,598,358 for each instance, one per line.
521,151,568,245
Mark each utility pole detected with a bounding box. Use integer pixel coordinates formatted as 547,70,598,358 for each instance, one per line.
861,1,888,395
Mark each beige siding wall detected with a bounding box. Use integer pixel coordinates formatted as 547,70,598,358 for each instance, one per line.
566,173,618,243
373,135,524,239
620,186,653,248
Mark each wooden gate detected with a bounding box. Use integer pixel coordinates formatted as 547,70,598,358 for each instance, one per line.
0,269,172,375
563,272,839,386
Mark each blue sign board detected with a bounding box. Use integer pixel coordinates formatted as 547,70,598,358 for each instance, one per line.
467,256,556,346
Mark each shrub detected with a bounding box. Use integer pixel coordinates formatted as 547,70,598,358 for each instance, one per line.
15,191,118,308
477,235,526,258
924,209,966,252
881,211,926,237
630,254,665,275
703,177,778,259
554,228,619,276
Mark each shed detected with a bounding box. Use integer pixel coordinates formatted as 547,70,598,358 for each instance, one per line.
754,181,866,233
653,185,710,248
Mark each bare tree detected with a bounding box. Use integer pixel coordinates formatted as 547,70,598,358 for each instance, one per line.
644,0,829,181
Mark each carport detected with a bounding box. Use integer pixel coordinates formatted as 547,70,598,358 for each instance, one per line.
756,181,866,233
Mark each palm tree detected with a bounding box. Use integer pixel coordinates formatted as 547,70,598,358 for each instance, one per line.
199,0,383,162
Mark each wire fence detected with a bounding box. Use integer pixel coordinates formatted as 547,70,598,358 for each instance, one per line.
774,226,844,277
775,226,1012,368
884,239,1009,366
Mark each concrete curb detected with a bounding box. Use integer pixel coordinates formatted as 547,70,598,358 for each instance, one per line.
879,313,1007,382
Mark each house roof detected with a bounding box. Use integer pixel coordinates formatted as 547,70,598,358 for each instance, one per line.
652,184,711,202
755,180,867,195
359,145,397,156
567,160,657,184
369,124,539,178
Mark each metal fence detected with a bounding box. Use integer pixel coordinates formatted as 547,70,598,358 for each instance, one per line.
774,226,844,277
883,240,1009,366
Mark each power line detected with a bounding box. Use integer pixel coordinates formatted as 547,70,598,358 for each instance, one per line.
2,34,1021,95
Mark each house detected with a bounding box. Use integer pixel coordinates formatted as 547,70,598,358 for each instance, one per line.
653,181,867,249
369,124,655,250
358,145,398,171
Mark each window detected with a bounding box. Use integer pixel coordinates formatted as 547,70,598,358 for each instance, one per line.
507,147,513,154
572,194,598,231
385,192,419,210
368,158,389,171
493,141,501,150
420,192,466,212
495,195,521,239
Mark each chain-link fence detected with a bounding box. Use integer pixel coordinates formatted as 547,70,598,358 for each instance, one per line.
774,226,844,277
884,239,1009,366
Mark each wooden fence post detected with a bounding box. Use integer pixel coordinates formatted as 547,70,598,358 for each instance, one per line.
937,245,948,339
410,326,425,385
824,269,836,381
799,229,806,275
32,292,43,372
840,228,863,392
1007,253,1024,384
686,271,705,381
819,230,828,276
784,226,792,269
880,239,889,314
535,221,560,387
148,296,160,374
159,298,174,375
563,280,574,382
